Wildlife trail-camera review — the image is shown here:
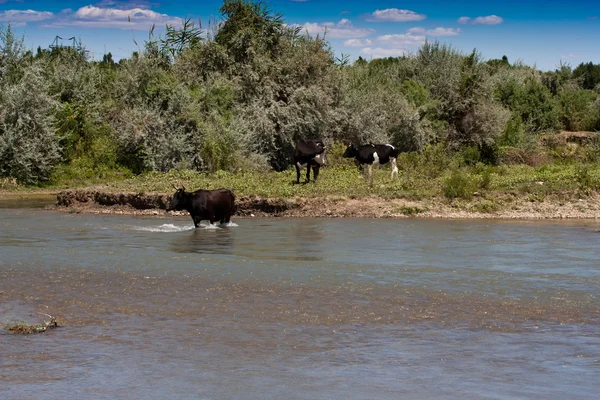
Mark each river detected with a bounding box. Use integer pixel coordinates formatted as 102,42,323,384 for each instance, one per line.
1,207,599,399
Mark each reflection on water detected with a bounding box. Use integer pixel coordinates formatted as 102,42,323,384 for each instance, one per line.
170,227,235,254
1,209,600,399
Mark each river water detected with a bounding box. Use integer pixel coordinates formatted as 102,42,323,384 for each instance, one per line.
1,207,599,399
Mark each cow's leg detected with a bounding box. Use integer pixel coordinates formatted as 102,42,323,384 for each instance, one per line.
312,165,320,182
192,215,201,228
390,157,399,179
295,164,301,184
305,165,311,183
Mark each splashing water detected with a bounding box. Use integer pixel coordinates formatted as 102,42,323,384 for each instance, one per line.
134,223,195,233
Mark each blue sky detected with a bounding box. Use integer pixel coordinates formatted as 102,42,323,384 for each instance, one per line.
1,0,599,70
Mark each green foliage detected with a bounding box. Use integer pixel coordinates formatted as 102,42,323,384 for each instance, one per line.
574,164,600,193
442,170,478,200
3,1,600,188
215,0,286,63
498,115,527,147
199,116,237,172
399,206,427,216
494,74,560,133
573,62,600,90
0,63,61,184
0,23,27,82
161,18,203,59
460,146,481,166
401,79,429,107
557,87,599,131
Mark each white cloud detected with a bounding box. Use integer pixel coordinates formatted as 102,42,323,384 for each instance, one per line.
0,9,54,26
350,26,460,61
458,15,503,25
299,19,374,39
360,47,409,58
344,38,372,47
407,27,460,36
365,8,426,23
376,33,426,47
44,6,181,30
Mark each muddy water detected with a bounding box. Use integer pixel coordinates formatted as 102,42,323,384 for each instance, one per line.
1,209,599,399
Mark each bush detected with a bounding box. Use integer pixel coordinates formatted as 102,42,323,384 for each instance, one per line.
200,116,237,172
0,64,61,183
112,107,202,173
557,87,599,131
494,74,560,133
443,170,477,199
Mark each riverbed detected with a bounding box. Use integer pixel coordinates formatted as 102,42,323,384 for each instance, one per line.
1,208,599,399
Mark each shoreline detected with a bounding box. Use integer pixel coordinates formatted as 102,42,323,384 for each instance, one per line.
37,188,600,220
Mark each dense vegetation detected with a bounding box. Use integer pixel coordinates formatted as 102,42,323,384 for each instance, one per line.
1,0,600,197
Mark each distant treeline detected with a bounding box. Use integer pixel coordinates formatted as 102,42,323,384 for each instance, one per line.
1,0,600,184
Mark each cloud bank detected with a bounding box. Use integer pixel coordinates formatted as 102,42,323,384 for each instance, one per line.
365,8,426,23
458,15,504,25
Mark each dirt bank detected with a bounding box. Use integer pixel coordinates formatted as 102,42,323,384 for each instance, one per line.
50,189,600,219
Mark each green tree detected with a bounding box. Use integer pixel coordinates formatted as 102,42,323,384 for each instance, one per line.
573,62,600,90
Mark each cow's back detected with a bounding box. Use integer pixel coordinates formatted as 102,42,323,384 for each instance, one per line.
294,140,325,158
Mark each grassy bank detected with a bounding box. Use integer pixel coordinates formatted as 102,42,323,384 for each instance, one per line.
3,148,600,218
58,161,600,201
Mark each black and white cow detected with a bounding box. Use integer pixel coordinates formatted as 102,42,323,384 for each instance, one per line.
342,143,399,183
169,186,236,228
294,139,326,184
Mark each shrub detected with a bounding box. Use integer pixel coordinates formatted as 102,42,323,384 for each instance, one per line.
0,64,61,183
200,116,237,172
443,170,477,199
557,87,599,131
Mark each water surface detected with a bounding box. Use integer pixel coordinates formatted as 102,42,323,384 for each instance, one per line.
1,209,599,399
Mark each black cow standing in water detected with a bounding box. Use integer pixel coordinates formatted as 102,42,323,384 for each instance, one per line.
294,139,326,184
343,143,399,184
169,186,236,228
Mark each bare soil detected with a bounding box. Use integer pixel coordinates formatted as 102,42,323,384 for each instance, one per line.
47,189,600,219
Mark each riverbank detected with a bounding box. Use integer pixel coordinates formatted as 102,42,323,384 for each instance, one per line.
3,160,600,219
45,188,600,219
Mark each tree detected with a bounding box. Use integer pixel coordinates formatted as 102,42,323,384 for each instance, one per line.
161,18,203,60
215,0,285,63
573,62,600,90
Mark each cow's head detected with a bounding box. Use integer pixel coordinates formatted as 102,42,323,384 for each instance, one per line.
169,185,187,211
342,144,358,158
313,141,327,165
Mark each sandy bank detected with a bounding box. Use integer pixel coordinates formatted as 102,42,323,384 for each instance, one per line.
45,189,600,220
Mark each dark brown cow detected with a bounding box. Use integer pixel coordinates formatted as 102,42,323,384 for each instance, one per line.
294,139,326,184
169,186,236,228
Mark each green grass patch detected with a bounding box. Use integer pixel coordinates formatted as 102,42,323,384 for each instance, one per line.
8,159,600,202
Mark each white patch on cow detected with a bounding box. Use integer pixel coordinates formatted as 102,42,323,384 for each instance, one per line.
313,153,326,165
390,157,399,179
372,151,380,166
296,162,308,169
